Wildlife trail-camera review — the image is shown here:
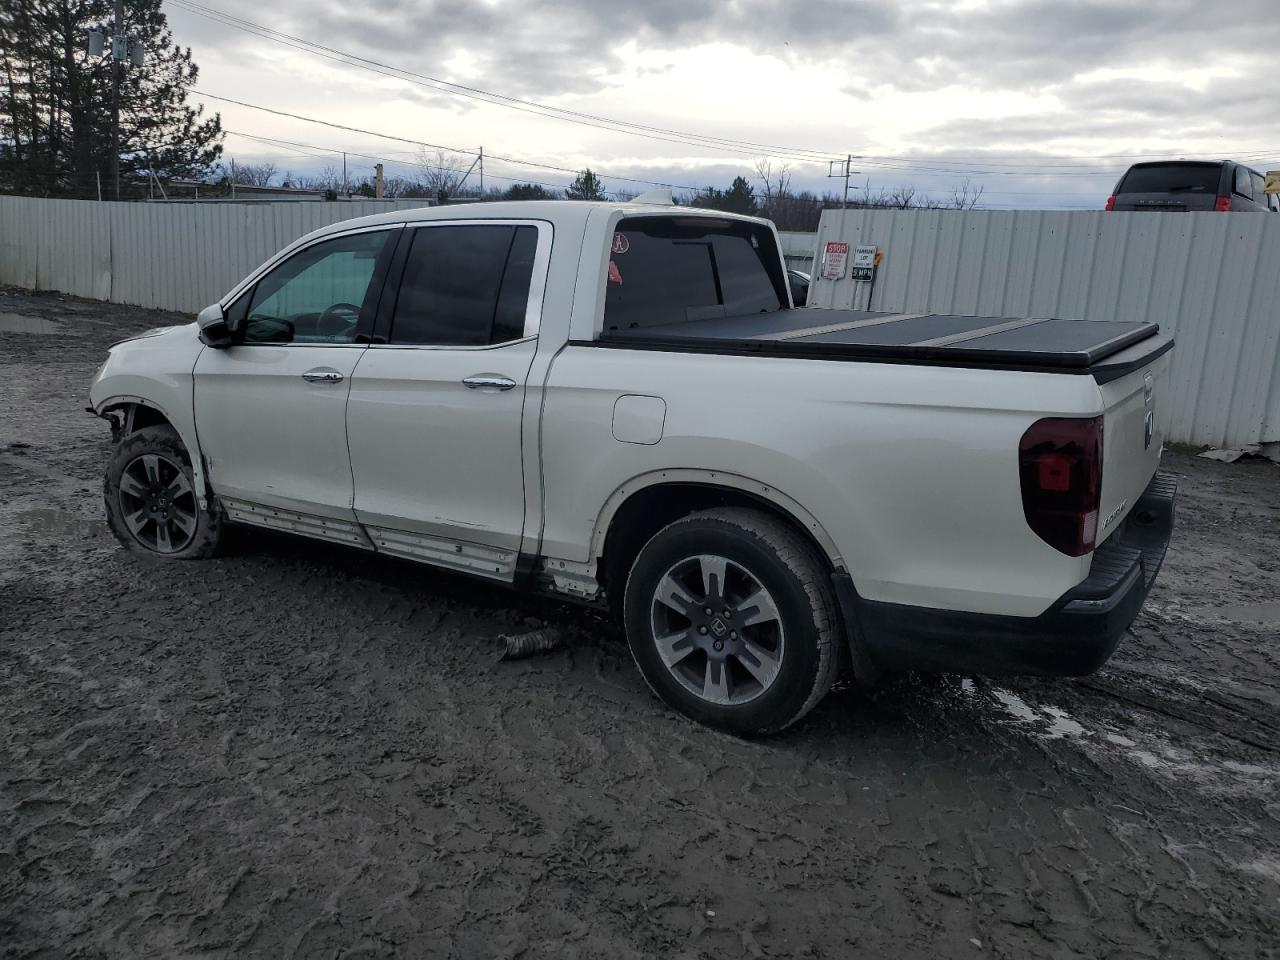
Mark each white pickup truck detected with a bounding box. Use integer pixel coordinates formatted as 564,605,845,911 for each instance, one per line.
89,198,1176,734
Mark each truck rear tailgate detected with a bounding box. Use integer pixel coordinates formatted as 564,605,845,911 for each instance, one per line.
1095,335,1174,545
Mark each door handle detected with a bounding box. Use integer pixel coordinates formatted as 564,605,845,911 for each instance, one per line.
302,367,344,384
462,374,516,391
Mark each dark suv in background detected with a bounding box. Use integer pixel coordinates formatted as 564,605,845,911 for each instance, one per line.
1106,160,1277,212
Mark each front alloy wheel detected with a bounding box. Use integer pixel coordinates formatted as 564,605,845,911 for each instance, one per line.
104,423,224,560
117,452,199,553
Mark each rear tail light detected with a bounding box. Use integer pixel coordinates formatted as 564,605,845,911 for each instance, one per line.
1104,195,1116,211
1214,196,1232,212
1019,417,1103,556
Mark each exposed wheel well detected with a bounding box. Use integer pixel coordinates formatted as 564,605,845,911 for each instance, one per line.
105,401,173,437
599,482,835,608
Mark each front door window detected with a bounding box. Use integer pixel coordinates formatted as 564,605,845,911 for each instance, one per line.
236,230,391,344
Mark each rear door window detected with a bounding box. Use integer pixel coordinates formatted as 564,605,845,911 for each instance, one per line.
604,217,785,331
1251,171,1267,201
389,224,539,346
1118,164,1222,195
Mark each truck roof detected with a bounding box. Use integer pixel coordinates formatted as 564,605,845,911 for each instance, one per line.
303,199,772,244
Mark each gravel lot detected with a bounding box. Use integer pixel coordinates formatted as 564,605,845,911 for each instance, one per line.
2,286,1278,960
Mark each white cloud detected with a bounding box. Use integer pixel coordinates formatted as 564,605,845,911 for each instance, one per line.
168,0,1280,210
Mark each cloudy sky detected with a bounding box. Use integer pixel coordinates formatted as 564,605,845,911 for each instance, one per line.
165,0,1280,209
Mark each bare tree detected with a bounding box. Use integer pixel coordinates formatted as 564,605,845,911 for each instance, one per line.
417,148,474,200
228,161,277,187
753,158,792,207
948,178,985,210
885,186,916,209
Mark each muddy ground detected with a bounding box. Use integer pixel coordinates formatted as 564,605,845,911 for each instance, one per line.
1,286,1278,960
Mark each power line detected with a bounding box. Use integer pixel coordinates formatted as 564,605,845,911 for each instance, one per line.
197,90,712,192
223,128,1108,206
167,0,842,164
225,129,639,198
165,0,1280,178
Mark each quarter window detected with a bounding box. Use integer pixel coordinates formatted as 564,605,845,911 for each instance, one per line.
237,231,391,345
390,224,539,346
1234,166,1253,199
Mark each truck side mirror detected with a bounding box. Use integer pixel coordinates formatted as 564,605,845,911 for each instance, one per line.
196,303,233,348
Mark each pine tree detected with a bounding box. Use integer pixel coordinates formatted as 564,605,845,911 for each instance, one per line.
565,168,606,201
694,175,757,215
0,0,222,198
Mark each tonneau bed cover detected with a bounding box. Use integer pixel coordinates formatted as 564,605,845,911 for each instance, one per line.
600,309,1172,383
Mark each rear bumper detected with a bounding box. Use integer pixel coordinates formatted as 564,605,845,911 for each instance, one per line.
835,471,1177,679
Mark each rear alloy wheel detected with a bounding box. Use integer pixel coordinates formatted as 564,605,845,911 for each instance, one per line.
623,507,839,735
648,553,786,706
104,424,224,560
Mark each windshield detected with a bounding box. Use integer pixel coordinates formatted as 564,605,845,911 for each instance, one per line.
1118,163,1222,194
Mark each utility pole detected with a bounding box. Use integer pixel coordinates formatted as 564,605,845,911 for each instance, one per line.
342,152,347,197
110,0,123,200
374,163,384,199
479,146,483,196
827,154,859,209
91,2,142,200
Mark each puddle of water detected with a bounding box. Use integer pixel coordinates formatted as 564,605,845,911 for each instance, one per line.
989,688,1041,723
1042,705,1087,739
989,690,1092,741
1126,745,1280,792
0,312,61,334
985,688,1280,795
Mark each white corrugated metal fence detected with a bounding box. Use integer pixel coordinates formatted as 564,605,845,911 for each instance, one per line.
2,197,1276,447
0,196,428,314
810,209,1280,449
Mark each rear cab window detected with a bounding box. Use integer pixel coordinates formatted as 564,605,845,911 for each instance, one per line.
1117,163,1222,195
604,216,787,332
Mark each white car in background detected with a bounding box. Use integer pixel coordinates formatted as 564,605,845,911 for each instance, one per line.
89,199,1176,735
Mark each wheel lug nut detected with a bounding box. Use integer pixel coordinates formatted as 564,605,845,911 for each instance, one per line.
731,631,738,640
698,626,708,635
704,606,713,616
713,640,724,652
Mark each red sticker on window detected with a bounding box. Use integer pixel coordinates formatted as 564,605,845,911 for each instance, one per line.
611,232,630,255
608,260,623,284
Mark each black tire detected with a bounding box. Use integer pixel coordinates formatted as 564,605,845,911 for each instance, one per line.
104,424,224,560
623,507,839,735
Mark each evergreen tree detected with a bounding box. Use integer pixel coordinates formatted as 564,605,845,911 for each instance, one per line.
503,182,558,200
0,0,222,198
565,168,606,201
694,175,757,215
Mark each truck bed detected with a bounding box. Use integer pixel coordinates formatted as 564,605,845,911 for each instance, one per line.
599,309,1172,383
